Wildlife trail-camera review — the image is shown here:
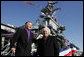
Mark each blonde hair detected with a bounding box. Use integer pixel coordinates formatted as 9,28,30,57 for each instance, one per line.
42,27,51,35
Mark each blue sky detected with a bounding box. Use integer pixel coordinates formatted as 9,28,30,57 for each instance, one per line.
1,1,83,51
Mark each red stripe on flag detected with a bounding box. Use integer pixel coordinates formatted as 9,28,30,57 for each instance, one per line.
72,50,76,53
64,51,72,56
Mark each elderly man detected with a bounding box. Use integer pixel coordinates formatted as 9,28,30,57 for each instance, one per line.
37,27,59,56
10,21,36,56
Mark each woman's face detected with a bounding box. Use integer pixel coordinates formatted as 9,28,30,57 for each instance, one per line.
43,29,49,37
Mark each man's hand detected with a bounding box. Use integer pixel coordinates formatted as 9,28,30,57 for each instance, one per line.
11,48,16,53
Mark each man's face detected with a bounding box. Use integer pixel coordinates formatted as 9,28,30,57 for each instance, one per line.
26,22,32,30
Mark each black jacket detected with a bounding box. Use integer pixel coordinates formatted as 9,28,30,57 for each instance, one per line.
10,28,36,56
37,35,59,56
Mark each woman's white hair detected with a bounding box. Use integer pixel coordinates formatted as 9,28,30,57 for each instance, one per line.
42,27,51,35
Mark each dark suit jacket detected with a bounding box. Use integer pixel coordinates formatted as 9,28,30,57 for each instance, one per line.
37,35,59,56
10,28,36,56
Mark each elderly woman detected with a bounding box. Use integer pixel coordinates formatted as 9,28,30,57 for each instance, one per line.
37,27,59,56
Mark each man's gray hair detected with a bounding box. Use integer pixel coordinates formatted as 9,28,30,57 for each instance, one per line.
25,21,32,25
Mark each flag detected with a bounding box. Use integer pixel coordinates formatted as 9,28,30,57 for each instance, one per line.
59,46,72,56
24,1,36,6
71,47,77,56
